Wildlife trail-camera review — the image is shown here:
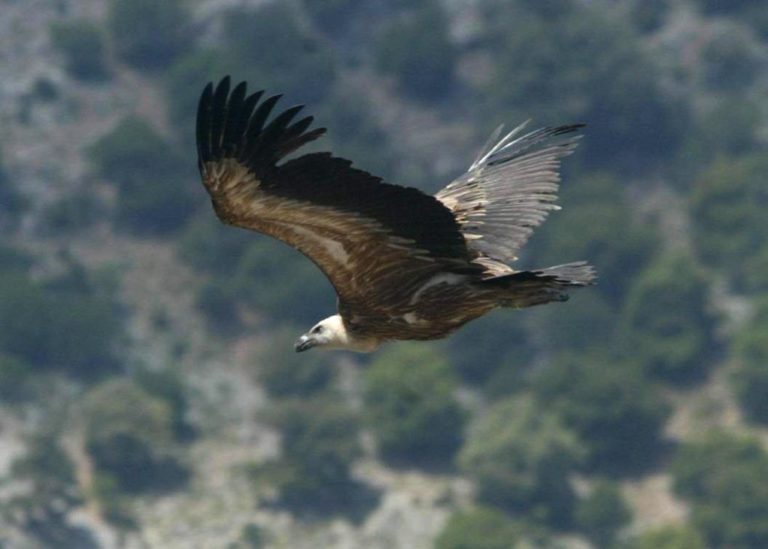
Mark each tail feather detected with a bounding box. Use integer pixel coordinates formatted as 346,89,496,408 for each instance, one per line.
483,261,596,309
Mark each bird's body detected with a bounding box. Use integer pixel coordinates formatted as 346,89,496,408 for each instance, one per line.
196,77,595,352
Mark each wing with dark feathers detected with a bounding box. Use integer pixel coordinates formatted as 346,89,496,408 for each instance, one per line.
196,77,478,318
436,121,583,277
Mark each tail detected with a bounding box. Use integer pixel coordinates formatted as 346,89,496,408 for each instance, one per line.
483,261,597,309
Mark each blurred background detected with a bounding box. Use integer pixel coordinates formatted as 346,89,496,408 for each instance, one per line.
1,0,767,547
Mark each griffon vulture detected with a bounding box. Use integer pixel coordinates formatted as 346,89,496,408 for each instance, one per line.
196,77,595,352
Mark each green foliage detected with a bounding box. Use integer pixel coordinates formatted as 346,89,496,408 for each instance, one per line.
302,0,362,34
694,0,764,15
0,147,25,224
256,398,370,517
255,327,334,398
627,525,707,549
480,4,685,169
701,27,762,92
108,0,191,70
135,367,196,440
165,49,230,141
50,20,108,80
376,1,457,100
532,353,669,472
690,153,768,286
180,214,333,328
231,523,266,548
533,175,657,305
364,344,466,466
620,252,717,383
89,116,198,234
459,395,584,526
446,312,534,393
0,354,34,403
0,271,122,378
2,433,95,547
731,298,768,423
575,480,631,547
671,431,768,548
82,379,189,494
221,3,336,105
434,506,524,549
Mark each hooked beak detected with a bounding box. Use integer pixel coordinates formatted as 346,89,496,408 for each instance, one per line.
294,334,318,353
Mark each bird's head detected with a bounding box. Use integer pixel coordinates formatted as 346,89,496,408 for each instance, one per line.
295,314,380,353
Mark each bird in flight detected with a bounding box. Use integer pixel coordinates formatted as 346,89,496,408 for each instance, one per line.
196,77,595,353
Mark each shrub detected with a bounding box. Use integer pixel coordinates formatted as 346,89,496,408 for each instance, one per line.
480,5,685,169
434,507,525,549
732,299,768,423
50,20,108,80
255,398,369,517
364,344,466,467
108,0,191,70
4,433,93,547
0,271,122,378
690,153,768,286
375,0,457,100
627,525,706,549
619,252,718,383
459,395,584,527
532,175,657,305
446,311,534,393
575,480,631,547
532,352,669,472
82,380,189,494
89,116,198,234
254,327,334,398
671,431,768,548
221,3,336,105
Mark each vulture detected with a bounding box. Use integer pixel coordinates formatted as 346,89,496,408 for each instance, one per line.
196,77,595,353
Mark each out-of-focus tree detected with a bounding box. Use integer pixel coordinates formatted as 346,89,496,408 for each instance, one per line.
254,398,371,517
82,379,189,495
532,352,669,472
459,395,584,527
575,480,631,547
375,0,457,100
672,431,768,548
433,506,525,549
619,252,718,383
731,298,768,423
221,3,336,105
50,20,109,81
135,367,197,441
445,311,534,394
89,116,198,234
254,327,334,398
108,0,191,70
479,3,686,169
0,271,122,378
627,525,707,549
532,175,657,305
630,0,670,33
364,344,465,467
0,147,25,226
700,26,762,92
2,432,97,548
690,153,768,288
693,0,764,15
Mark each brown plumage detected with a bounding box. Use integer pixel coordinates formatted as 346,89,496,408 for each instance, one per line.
196,77,595,352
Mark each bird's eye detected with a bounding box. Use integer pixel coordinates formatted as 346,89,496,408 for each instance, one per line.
311,325,323,334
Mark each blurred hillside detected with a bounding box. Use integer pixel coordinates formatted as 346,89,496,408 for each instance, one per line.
1,0,768,547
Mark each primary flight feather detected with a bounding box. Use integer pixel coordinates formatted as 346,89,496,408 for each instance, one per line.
196,77,595,353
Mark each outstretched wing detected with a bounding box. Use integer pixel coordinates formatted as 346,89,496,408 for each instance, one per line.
436,122,583,277
196,77,478,318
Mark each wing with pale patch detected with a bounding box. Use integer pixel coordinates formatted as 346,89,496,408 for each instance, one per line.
436,122,583,277
196,77,478,319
